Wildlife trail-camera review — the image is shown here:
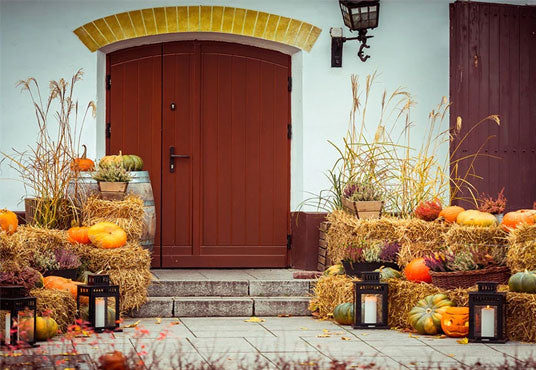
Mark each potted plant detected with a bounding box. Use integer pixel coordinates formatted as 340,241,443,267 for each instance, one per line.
341,239,399,277
342,180,384,219
423,248,510,289
478,188,507,224
32,249,81,280
92,162,131,200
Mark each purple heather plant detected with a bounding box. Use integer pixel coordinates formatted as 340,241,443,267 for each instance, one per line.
0,266,43,294
54,248,81,269
379,241,401,263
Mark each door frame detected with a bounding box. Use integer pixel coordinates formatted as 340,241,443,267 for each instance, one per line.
105,39,294,268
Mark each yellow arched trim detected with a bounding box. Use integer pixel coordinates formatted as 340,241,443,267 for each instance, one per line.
73,6,322,52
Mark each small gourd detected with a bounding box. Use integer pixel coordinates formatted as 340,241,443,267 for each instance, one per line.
333,302,355,325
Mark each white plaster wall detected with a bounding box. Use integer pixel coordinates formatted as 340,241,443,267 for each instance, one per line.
1,0,527,211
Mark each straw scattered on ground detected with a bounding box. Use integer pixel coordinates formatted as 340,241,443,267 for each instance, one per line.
30,288,76,333
507,225,536,272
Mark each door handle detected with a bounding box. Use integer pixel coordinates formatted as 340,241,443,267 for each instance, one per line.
169,146,190,173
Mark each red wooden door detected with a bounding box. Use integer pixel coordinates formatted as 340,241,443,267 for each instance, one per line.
450,2,536,210
108,41,291,268
107,45,162,267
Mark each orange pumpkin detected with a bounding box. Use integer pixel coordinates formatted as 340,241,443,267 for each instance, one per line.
404,258,432,283
88,222,127,249
438,206,465,223
71,145,95,171
43,276,80,300
98,351,127,370
67,226,90,244
501,210,535,231
0,209,18,235
440,307,469,338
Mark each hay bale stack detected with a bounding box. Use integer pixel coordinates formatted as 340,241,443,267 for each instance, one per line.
326,210,400,263
74,242,150,272
308,275,358,318
507,225,536,272
0,226,72,265
507,291,536,342
82,196,144,242
444,225,508,262
396,219,450,267
109,269,152,312
30,288,76,333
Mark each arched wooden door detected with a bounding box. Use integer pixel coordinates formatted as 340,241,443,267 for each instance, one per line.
107,41,291,268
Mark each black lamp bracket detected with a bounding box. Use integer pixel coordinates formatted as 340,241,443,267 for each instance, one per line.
342,29,373,62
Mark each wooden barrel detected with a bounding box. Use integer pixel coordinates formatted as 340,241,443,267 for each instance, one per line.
127,171,156,253
68,171,156,253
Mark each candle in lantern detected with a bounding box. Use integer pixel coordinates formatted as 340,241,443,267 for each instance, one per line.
481,305,495,337
4,312,10,345
364,296,378,324
95,298,106,328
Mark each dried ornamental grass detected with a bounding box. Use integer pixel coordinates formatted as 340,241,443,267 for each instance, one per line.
507,225,536,272
308,275,358,319
30,288,76,333
108,268,152,312
396,219,450,267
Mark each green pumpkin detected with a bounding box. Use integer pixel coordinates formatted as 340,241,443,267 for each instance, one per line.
408,294,453,335
333,302,355,325
79,304,117,326
122,155,136,171
130,155,143,170
508,270,536,293
375,267,402,281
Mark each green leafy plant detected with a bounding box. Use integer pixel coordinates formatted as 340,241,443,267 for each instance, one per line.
92,163,131,183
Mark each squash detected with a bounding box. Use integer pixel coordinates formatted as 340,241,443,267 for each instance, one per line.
99,151,123,169
323,264,345,276
67,226,90,245
36,316,58,341
333,302,355,325
43,275,80,299
508,270,536,293
438,206,465,223
414,199,442,221
456,210,497,227
404,258,432,283
440,307,469,338
122,154,144,171
98,351,127,370
501,210,535,231
375,267,402,281
79,304,117,325
71,145,95,172
0,209,18,235
408,293,453,335
87,222,127,249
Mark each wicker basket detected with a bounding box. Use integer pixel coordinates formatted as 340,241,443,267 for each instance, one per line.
429,266,511,289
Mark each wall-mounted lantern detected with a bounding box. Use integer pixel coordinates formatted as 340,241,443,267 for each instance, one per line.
331,0,380,66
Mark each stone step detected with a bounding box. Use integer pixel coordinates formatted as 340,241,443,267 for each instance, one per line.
148,279,314,297
130,296,311,318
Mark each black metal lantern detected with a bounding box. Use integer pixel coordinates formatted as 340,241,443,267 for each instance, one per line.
332,0,380,65
0,286,37,347
468,282,507,343
77,274,120,332
353,272,389,329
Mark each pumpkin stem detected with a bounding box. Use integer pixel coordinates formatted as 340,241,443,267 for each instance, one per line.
119,150,122,156
81,144,87,159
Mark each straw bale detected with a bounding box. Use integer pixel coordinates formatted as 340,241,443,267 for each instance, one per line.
73,242,150,272
108,268,152,312
30,288,76,333
308,275,358,319
506,291,536,342
0,225,72,265
444,224,507,248
326,210,401,263
507,225,536,272
82,196,144,242
396,219,450,267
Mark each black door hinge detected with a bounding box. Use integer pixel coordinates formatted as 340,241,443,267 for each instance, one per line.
287,123,292,140
106,74,111,90
106,123,111,138
287,234,292,250
287,76,292,92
